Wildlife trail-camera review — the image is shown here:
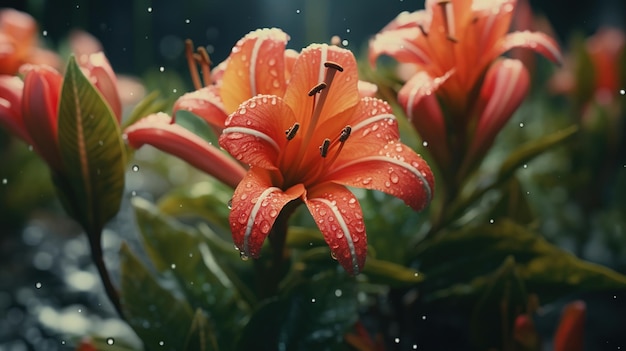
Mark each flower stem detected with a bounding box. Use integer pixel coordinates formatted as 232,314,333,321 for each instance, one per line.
87,229,125,319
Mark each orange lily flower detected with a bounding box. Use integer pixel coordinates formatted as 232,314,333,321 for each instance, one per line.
218,44,435,274
0,8,60,75
369,0,562,179
0,52,120,173
553,300,586,351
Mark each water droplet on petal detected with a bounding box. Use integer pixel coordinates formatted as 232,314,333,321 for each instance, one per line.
227,198,233,209
390,172,399,184
330,251,338,260
239,252,249,261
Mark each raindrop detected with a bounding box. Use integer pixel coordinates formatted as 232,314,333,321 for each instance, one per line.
311,298,316,303
422,141,428,147
523,164,528,169
172,88,177,93
519,122,525,128
106,338,114,345
346,28,351,33
35,282,42,289
296,9,301,13
188,252,193,258
227,198,233,209
390,173,399,184
422,315,427,320
131,190,137,197
413,345,418,350
342,39,349,46
61,341,66,345
147,7,152,12
384,181,391,187
159,341,164,346
1,178,6,185
239,252,249,261
330,251,338,260
185,19,190,24
42,30,47,36
334,289,343,297
620,89,625,95
489,219,494,224
395,338,400,344
131,165,139,172
159,66,165,72
78,308,82,313
170,263,176,270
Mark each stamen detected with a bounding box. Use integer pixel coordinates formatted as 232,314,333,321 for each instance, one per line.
308,82,327,96
196,46,212,86
418,24,428,36
185,39,202,90
319,138,331,157
324,61,344,72
285,123,300,140
438,0,458,42
339,126,351,142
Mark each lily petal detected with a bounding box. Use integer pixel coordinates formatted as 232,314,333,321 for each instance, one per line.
78,52,123,122
397,70,451,167
465,59,530,171
283,43,360,130
553,301,586,351
21,64,64,172
124,112,246,189
0,75,32,144
220,28,289,113
329,140,434,212
220,94,296,170
229,168,305,258
172,85,228,133
495,30,563,65
305,183,367,275
368,28,430,67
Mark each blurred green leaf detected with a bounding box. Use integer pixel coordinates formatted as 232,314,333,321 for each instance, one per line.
362,257,424,288
184,309,220,351
122,90,171,129
469,256,528,351
487,177,536,226
285,226,326,249
237,271,358,351
416,220,626,306
56,55,126,234
571,33,596,106
132,197,250,350
119,242,194,351
157,180,232,230
174,110,220,146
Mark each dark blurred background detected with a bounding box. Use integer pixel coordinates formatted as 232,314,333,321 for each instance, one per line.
3,0,625,79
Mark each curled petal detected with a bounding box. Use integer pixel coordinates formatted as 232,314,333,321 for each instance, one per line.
398,70,451,168
220,28,289,113
21,64,64,172
553,301,586,351
357,80,378,98
328,141,435,212
0,75,32,144
305,183,367,275
495,30,563,65
69,30,103,58
229,169,304,258
124,112,246,189
465,59,530,171
381,10,430,31
173,85,228,132
220,95,295,170
368,28,430,67
78,52,122,122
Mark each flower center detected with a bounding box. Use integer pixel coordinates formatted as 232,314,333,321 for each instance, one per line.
280,61,352,186
185,39,212,90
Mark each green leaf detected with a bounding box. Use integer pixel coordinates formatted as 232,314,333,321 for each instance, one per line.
157,180,232,230
174,110,220,146
121,90,171,129
119,242,194,351
56,55,126,234
237,271,358,351
184,309,220,351
362,257,424,288
486,177,536,226
132,197,250,350
415,220,626,305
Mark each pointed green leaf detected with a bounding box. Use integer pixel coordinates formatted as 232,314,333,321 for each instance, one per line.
119,242,194,351
416,220,626,305
57,55,126,234
132,197,250,350
237,271,358,351
184,309,220,351
362,257,424,288
122,90,171,129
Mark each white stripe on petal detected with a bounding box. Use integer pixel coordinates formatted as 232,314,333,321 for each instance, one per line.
243,186,281,255
317,198,359,273
249,37,264,97
352,113,396,132
222,126,280,153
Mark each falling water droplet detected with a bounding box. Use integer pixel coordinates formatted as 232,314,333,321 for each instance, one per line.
131,190,137,197
35,282,42,289
334,289,343,297
620,89,625,95
296,9,301,13
147,7,152,12
131,165,139,172
311,298,316,303
523,164,528,169
227,198,233,209
1,178,7,185
159,66,165,72
106,338,115,345
330,251,338,260
170,263,176,269
239,252,249,261
489,219,494,224
422,141,428,147
422,315,427,320
413,345,418,350
185,19,190,24
159,341,164,346
395,338,400,344
42,30,47,36
519,122,525,128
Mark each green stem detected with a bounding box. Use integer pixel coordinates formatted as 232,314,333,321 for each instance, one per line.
88,230,125,319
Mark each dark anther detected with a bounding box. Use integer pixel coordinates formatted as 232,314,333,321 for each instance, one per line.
285,123,300,140
319,138,331,157
324,61,344,72
308,82,327,96
339,126,352,142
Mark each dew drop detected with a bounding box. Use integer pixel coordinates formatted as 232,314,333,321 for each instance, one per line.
239,252,249,261
384,181,391,187
330,251,338,260
334,289,343,297
489,219,494,224
342,39,349,46
106,338,114,345
269,209,278,218
35,282,42,289
239,108,247,114
131,165,139,172
519,122,525,128
147,7,152,12
395,338,400,344
390,172,399,184
422,141,428,147
362,177,372,185
311,298,316,303
159,66,165,72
